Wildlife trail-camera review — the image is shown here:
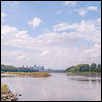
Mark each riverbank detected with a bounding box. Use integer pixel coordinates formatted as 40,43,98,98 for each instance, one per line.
1,83,19,101
3,71,51,77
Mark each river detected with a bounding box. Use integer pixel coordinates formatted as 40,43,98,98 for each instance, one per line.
1,73,101,101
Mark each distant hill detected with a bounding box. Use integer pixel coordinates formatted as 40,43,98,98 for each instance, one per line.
64,63,101,73
1,64,39,72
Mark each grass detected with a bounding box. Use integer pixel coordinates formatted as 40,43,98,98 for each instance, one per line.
1,71,4,73
4,71,51,76
1,83,9,94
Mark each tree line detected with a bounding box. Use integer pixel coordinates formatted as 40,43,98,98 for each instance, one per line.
64,63,101,73
1,64,39,72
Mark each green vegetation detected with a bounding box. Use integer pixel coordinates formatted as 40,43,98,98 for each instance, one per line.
1,83,9,94
4,71,51,76
1,64,51,77
1,64,39,72
64,63,101,73
1,71,4,73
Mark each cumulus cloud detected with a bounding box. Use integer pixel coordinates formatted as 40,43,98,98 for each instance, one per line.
1,50,31,67
53,19,96,33
1,25,36,49
53,18,101,44
1,18,101,69
1,24,81,51
84,43,101,59
1,12,7,22
28,17,42,28
53,22,78,32
41,50,51,57
1,42,101,69
96,18,101,25
63,1,77,6
67,5,98,16
78,6,97,16
1,12,7,18
78,8,87,16
1,18,101,52
87,6,98,11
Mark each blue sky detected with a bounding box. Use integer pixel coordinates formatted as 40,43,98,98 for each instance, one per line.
1,1,101,69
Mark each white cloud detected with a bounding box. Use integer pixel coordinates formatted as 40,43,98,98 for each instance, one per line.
11,1,19,6
96,18,101,25
1,25,33,48
78,58,87,62
1,18,101,52
63,1,77,6
1,42,101,69
84,43,101,53
16,55,27,60
67,5,98,16
1,12,7,22
94,43,101,48
87,6,97,11
44,28,50,33
53,22,78,32
53,23,69,29
78,6,98,16
56,9,63,14
84,43,101,59
1,50,31,67
41,50,51,57
28,17,42,28
53,18,101,44
1,12,7,18
1,18,101,69
78,8,87,16
2,17,101,55
67,9,77,14
1,24,81,57
2,46,101,68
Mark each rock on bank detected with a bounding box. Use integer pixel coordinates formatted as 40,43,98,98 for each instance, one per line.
1,90,19,101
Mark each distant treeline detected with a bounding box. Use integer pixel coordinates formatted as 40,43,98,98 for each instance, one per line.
1,64,39,72
64,63,101,73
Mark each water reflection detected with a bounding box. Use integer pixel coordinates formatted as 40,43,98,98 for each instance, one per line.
66,73,101,77
1,74,16,78
1,73,101,101
65,73,101,82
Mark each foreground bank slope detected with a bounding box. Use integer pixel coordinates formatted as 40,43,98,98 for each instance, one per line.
1,83,19,101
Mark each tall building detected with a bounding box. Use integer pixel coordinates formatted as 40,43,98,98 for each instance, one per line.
34,65,36,70
22,65,24,68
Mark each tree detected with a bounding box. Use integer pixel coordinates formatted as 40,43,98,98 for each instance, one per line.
89,63,96,72
97,63,101,72
64,63,101,73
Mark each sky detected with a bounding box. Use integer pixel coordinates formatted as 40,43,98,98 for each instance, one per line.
1,1,101,69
